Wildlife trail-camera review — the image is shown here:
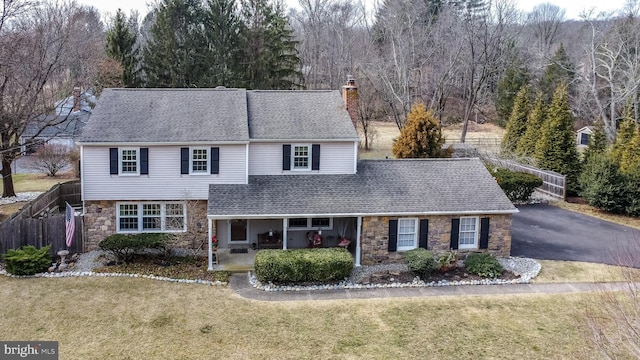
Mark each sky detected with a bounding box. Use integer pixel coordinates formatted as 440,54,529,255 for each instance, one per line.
78,0,628,21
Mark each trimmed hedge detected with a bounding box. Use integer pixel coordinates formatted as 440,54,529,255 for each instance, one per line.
2,245,52,276
254,248,354,283
464,253,503,278
404,248,438,279
491,167,543,202
99,233,169,263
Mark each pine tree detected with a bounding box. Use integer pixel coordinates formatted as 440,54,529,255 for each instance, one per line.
620,125,640,174
142,0,209,87
241,0,302,89
516,91,546,158
539,44,575,104
612,103,637,164
578,152,628,214
106,9,140,87
502,86,530,154
392,102,447,158
203,0,245,87
582,117,608,163
534,83,581,194
495,65,530,128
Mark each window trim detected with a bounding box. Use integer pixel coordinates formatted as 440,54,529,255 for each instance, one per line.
119,147,140,176
287,217,333,230
458,216,479,249
116,202,186,233
291,144,311,171
190,147,209,175
396,218,418,251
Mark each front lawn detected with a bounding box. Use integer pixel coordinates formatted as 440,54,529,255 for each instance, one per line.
0,276,595,359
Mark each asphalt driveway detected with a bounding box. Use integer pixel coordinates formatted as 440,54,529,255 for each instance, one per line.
512,204,640,267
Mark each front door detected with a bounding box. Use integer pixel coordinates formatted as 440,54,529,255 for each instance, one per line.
229,219,248,243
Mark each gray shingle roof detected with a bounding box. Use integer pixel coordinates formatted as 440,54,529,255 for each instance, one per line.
79,88,250,143
247,90,358,140
207,158,517,217
23,111,90,138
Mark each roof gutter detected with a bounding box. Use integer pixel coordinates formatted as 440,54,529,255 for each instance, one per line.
207,208,519,219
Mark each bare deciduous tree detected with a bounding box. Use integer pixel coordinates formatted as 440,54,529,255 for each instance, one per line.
528,2,566,54
25,143,70,176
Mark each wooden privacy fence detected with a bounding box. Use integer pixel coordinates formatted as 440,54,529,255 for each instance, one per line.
486,157,566,200
0,180,83,255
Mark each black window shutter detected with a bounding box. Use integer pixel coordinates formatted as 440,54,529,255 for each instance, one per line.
140,148,149,175
109,148,118,175
419,219,428,249
450,218,460,250
180,148,189,174
210,147,219,174
479,217,490,249
283,144,291,171
311,144,320,170
388,220,398,252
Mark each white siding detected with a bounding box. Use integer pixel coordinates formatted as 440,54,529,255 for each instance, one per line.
248,141,356,175
82,145,247,200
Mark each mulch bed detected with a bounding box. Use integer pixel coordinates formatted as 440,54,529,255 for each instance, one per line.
360,267,520,285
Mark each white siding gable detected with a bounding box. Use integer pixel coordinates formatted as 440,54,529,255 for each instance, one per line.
82,144,247,201
248,142,357,175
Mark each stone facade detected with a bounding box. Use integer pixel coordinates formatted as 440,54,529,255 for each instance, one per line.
83,200,210,251
360,214,512,265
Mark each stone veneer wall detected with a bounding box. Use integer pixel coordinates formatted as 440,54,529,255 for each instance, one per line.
83,200,210,251
360,214,512,265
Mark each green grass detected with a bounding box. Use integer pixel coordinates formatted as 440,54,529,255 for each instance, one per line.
0,276,596,359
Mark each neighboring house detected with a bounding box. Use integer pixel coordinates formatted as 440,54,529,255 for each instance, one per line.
576,126,593,148
78,81,517,269
20,87,94,153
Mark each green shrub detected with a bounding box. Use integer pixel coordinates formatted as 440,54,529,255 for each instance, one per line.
254,248,353,283
464,253,503,278
437,250,459,272
491,167,543,202
404,248,438,279
2,245,52,275
99,233,169,263
579,152,628,214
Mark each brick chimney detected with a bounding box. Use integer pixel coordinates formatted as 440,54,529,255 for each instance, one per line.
342,75,358,129
73,86,81,112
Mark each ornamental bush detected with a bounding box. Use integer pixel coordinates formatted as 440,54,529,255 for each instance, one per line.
2,245,52,275
254,248,353,283
404,248,438,280
490,167,543,202
99,233,169,263
464,253,503,278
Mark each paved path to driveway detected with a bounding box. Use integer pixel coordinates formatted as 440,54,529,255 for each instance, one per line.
512,204,640,267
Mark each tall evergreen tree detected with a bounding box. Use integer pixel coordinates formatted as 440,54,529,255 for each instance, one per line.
611,103,637,163
495,65,530,128
143,0,209,87
517,91,546,158
204,0,245,87
582,118,608,163
620,125,640,174
241,0,302,89
502,85,530,154
106,9,140,87
578,152,628,214
534,83,581,194
539,44,575,104
392,102,447,158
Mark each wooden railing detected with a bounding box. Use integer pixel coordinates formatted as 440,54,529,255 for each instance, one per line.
486,157,566,200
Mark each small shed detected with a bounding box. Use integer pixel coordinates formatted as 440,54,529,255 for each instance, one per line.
576,126,593,147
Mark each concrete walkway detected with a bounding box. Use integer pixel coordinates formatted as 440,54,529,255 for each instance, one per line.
229,274,637,302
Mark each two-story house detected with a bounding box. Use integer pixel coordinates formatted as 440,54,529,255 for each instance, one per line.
78,82,517,270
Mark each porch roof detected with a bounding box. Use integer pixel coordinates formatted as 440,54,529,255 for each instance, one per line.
207,158,518,218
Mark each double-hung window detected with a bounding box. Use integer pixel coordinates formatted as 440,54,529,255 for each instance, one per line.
292,145,310,170
458,217,479,249
117,202,186,233
191,148,209,174
397,218,418,251
120,148,139,175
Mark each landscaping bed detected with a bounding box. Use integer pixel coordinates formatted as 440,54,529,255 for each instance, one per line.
357,265,520,286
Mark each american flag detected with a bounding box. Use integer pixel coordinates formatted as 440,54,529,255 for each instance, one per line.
65,202,75,248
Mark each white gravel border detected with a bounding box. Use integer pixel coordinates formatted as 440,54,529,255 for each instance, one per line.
249,257,542,292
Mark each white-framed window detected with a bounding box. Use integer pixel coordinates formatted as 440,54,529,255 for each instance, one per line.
120,148,139,175
458,217,479,249
292,144,310,170
287,217,333,230
191,147,209,174
117,202,186,233
397,218,418,251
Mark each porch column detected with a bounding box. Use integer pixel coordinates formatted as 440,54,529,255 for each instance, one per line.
355,216,362,267
207,217,213,271
282,218,288,249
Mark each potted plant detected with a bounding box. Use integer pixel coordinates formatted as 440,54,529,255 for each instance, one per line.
211,235,218,251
